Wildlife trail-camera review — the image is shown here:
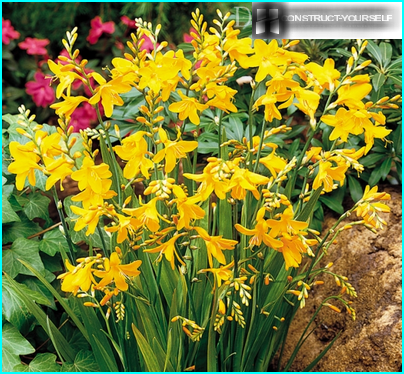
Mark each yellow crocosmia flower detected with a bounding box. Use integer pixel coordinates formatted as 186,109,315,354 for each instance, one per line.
268,71,300,102
294,88,321,125
104,214,142,244
321,108,366,142
110,57,140,82
153,128,198,174
227,166,270,200
305,58,341,92
278,234,308,270
244,39,280,81
193,65,233,91
195,32,221,66
172,185,205,230
362,119,392,154
254,92,282,122
333,82,372,110
8,141,41,190
94,251,142,291
123,197,161,232
267,206,308,237
71,180,117,209
167,49,192,81
168,91,209,125
259,149,288,178
223,26,254,66
88,73,133,117
313,160,348,193
114,131,153,179
70,205,105,236
58,259,97,295
184,158,231,201
205,83,238,113
48,59,82,98
144,235,185,270
100,287,120,306
354,185,391,229
50,95,88,118
38,132,63,158
194,226,238,268
200,261,234,288
71,156,112,194
43,156,74,191
235,207,283,249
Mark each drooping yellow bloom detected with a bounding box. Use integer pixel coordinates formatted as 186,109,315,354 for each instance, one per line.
194,226,238,267
144,235,185,270
305,58,341,92
88,73,133,117
114,131,154,179
153,128,198,173
8,141,41,190
226,165,270,200
71,180,117,209
123,197,161,232
294,88,321,125
94,251,142,291
200,261,234,288
168,90,209,125
48,60,82,98
43,155,74,191
104,214,142,244
172,185,205,230
58,258,97,295
253,92,282,122
354,185,391,229
259,148,288,178
50,95,88,118
235,207,283,249
71,156,112,194
266,206,308,237
110,57,140,83
183,158,232,201
70,205,105,235
278,234,308,270
333,80,372,110
223,25,254,66
313,160,348,192
205,83,238,113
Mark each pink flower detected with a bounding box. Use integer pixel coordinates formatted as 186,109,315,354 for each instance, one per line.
69,102,98,132
2,18,20,45
19,37,49,55
25,72,55,107
87,16,115,45
121,16,137,29
183,28,197,43
140,35,155,53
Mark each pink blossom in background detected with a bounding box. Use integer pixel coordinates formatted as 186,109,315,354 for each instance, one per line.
183,28,198,43
87,16,115,45
2,18,20,44
69,102,99,132
140,35,155,53
121,15,137,29
19,37,49,55
25,72,55,107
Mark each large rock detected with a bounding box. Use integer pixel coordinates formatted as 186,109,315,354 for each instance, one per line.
283,186,402,372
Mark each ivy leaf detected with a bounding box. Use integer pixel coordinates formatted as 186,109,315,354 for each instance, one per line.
39,228,67,256
2,214,41,244
2,237,44,279
62,350,100,372
23,193,50,221
2,323,35,372
2,194,21,224
13,353,61,372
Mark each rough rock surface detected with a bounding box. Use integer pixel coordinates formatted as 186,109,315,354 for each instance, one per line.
282,186,402,372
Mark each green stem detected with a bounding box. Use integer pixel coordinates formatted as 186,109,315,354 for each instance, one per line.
253,118,268,173
51,187,75,262
97,224,108,257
